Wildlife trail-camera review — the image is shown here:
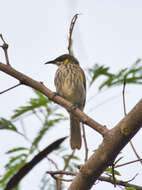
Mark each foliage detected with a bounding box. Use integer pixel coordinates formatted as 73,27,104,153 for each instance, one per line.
125,187,136,190
1,57,142,189
88,58,142,90
0,90,71,189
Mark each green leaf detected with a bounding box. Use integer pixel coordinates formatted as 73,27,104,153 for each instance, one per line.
105,167,121,176
0,118,17,131
4,137,66,190
88,59,142,90
12,90,50,119
6,154,27,169
30,114,66,153
6,147,28,154
88,64,113,86
125,187,136,190
0,160,26,186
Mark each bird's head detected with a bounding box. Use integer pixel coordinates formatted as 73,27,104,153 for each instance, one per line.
45,54,79,66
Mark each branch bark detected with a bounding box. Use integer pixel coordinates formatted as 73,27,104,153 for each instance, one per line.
68,99,142,190
0,62,142,190
0,62,107,136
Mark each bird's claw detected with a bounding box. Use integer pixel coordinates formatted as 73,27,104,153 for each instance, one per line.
70,104,78,113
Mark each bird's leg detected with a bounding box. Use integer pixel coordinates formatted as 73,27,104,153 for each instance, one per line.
50,92,60,100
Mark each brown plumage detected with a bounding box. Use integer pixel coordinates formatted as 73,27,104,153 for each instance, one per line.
45,54,86,149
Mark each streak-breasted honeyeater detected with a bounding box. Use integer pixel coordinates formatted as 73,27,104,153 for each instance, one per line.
45,54,86,149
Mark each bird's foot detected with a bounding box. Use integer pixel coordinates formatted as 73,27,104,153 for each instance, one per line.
70,104,78,113
50,92,60,100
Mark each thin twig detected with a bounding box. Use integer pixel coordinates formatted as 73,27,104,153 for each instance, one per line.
0,83,21,95
56,150,75,190
49,173,73,182
63,150,75,171
68,14,79,55
111,164,116,187
47,170,76,176
98,175,142,190
129,141,142,164
82,124,88,162
47,157,59,170
115,158,142,168
124,173,138,183
122,77,127,115
47,171,142,190
122,77,142,164
0,34,10,65
20,119,31,143
32,110,43,124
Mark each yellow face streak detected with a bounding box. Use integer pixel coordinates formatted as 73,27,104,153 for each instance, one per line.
64,58,69,64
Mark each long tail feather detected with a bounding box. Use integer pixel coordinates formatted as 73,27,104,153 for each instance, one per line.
70,114,81,149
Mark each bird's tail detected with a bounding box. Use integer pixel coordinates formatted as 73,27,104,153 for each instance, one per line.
70,113,82,149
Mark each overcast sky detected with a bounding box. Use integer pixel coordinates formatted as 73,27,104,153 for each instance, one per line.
0,1,142,189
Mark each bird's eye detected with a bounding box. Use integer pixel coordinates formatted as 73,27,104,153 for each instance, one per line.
64,59,69,64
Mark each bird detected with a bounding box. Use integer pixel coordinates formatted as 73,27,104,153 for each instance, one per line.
45,54,86,149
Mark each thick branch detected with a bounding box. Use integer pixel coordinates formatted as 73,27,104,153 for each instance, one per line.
68,100,142,190
1,62,142,190
5,137,66,190
0,62,107,136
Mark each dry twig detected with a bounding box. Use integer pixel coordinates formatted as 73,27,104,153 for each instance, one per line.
82,124,88,162
0,34,10,65
122,77,142,164
47,170,142,190
68,14,79,55
115,158,142,168
0,83,21,95
56,150,75,190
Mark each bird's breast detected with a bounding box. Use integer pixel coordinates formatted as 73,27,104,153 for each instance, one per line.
54,64,86,108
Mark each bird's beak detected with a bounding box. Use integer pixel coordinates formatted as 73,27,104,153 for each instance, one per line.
44,60,56,64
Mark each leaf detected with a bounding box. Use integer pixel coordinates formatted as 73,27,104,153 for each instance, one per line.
88,59,142,90
0,160,26,187
88,64,113,86
5,154,28,169
29,116,65,154
0,118,17,131
105,167,121,176
12,90,50,119
125,187,136,190
6,147,28,154
4,137,66,190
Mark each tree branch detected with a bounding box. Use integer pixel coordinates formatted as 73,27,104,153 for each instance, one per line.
82,124,89,162
68,14,79,55
116,158,142,168
0,34,10,65
47,171,142,190
0,62,107,136
1,62,142,190
68,99,142,190
99,175,141,190
5,137,66,190
122,77,142,164
0,83,21,94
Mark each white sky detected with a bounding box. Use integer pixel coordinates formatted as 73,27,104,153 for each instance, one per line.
0,0,142,190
